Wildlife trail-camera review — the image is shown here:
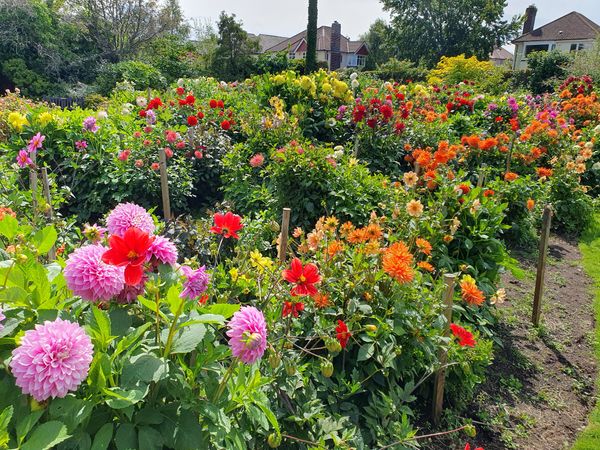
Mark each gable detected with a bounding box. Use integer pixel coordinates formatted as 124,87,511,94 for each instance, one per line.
514,11,600,43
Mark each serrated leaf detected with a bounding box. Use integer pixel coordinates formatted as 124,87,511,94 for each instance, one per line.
21,421,70,450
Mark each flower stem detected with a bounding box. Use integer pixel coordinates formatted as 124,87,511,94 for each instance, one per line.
212,359,237,403
163,298,184,357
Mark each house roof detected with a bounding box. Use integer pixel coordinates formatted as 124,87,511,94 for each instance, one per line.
248,34,288,53
490,47,513,60
264,25,367,54
513,11,600,43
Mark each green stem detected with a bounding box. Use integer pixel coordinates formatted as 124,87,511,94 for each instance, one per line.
155,289,161,346
163,299,184,357
212,359,237,403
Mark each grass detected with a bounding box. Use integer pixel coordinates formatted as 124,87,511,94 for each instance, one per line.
572,214,600,450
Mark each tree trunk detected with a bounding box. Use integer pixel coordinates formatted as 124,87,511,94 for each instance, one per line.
306,0,318,72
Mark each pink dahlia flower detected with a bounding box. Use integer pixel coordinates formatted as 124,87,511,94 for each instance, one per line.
64,244,125,302
106,202,155,237
147,235,178,266
27,132,45,153
226,306,267,365
10,318,93,401
180,266,209,300
0,306,5,332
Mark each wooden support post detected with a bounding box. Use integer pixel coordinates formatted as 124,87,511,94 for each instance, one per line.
30,152,38,218
40,168,56,260
432,273,457,425
158,149,171,221
414,162,421,177
532,205,553,327
476,164,487,188
147,87,152,102
278,208,291,263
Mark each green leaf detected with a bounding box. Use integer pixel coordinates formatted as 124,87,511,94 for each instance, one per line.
21,421,70,450
357,343,375,362
112,323,152,360
198,303,240,319
0,215,18,239
121,354,169,388
103,386,148,409
178,314,225,328
167,322,206,354
114,423,137,450
138,426,164,450
0,405,14,448
166,285,183,315
49,397,94,433
16,411,44,445
86,306,113,350
32,226,57,254
91,424,113,450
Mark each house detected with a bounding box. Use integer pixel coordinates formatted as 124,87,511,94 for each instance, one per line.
512,6,600,70
258,21,369,70
489,47,513,66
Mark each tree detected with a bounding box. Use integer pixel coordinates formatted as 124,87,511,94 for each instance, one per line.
306,0,318,72
380,0,521,66
360,19,393,69
211,12,258,81
67,0,188,62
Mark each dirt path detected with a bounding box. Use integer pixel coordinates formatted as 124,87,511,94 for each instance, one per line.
469,235,597,449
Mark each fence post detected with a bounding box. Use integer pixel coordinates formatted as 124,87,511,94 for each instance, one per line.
147,87,152,102
532,205,553,327
40,168,56,260
158,149,171,221
432,273,457,425
278,208,291,263
30,152,38,219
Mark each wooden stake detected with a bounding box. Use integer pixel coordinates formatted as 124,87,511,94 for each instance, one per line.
278,208,291,263
147,87,152,102
40,168,56,260
158,149,171,221
432,273,457,425
30,152,38,218
532,205,553,326
414,162,421,177
476,164,487,188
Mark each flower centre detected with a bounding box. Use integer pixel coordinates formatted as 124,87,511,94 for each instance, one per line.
299,275,306,283
242,331,261,350
127,250,138,259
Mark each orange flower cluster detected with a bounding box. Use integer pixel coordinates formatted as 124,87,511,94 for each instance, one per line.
346,223,383,244
459,276,485,306
382,242,414,284
0,207,16,220
415,238,432,256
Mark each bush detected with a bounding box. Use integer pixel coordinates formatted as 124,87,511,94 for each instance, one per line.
376,57,427,82
428,54,507,93
1,58,53,97
527,50,572,94
95,61,167,96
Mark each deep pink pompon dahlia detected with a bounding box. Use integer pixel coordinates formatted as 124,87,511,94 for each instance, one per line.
226,306,267,365
10,318,93,402
64,244,125,302
147,235,178,266
106,202,155,237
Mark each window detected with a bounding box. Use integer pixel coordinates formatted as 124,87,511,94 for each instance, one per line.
357,55,366,66
570,43,585,52
301,52,306,59
288,51,295,60
525,44,549,56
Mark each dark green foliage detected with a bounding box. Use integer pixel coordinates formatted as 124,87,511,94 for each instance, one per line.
380,0,521,66
306,0,318,73
526,50,573,94
361,19,394,70
211,12,259,81
95,61,167,95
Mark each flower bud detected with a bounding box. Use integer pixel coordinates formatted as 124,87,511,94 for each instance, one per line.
267,433,282,448
320,360,334,378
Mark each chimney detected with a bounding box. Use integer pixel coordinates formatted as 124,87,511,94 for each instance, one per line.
523,5,537,35
330,21,342,70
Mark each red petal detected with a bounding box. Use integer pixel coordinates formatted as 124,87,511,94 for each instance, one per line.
124,264,144,286
102,248,129,266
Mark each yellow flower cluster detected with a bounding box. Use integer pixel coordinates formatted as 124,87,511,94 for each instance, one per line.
7,112,29,132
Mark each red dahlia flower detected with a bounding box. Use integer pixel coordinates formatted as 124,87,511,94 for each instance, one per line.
102,227,154,286
282,258,321,297
209,99,218,108
465,444,484,450
210,212,243,239
221,120,231,130
335,320,351,349
450,323,476,347
282,301,305,318
187,116,198,126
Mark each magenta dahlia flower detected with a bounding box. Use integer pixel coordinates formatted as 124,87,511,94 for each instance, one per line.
147,235,178,266
0,306,5,332
9,318,93,402
116,275,147,304
180,266,209,300
64,244,125,302
226,306,267,365
106,202,155,237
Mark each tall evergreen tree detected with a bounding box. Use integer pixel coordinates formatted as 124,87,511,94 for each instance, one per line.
306,0,318,72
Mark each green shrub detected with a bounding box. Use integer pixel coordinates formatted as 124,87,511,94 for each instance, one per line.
95,61,166,96
527,50,572,94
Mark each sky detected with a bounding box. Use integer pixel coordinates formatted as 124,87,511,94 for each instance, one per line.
180,0,600,42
